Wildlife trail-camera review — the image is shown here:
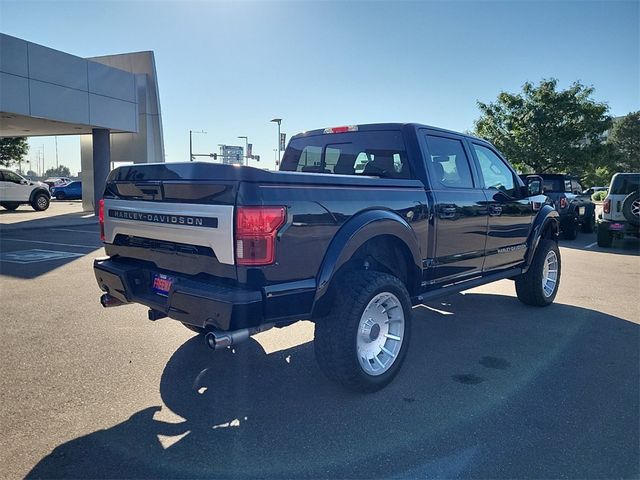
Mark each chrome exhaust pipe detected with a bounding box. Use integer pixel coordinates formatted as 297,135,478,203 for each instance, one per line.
205,323,274,350
100,293,124,308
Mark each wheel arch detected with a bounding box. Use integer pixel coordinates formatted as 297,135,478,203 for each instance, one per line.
29,187,50,203
523,205,559,273
311,209,422,318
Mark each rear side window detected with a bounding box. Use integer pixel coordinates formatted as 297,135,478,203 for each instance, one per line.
610,174,640,195
424,135,474,189
280,131,411,179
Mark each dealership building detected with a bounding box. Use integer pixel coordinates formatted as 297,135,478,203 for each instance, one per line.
0,33,164,212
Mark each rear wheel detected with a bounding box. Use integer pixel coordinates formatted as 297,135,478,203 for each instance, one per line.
597,224,613,247
562,216,578,240
515,239,561,306
581,211,595,233
1,202,20,211
31,193,50,211
314,270,412,393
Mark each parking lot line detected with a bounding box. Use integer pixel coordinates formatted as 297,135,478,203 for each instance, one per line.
585,242,597,249
1,238,101,249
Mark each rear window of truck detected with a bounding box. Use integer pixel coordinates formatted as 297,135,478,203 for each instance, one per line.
280,131,411,179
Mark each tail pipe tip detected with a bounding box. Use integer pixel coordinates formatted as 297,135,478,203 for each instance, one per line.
100,293,124,308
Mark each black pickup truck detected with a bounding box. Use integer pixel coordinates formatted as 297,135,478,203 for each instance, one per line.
94,123,560,392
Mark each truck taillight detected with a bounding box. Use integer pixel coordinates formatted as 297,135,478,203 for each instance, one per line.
235,207,286,266
98,199,105,241
559,197,568,209
603,199,611,214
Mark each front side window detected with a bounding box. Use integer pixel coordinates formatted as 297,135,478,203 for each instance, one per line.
425,135,474,189
473,144,516,195
2,171,23,184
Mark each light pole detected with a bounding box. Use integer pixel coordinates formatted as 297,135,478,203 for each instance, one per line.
270,118,282,166
189,130,206,161
237,136,248,166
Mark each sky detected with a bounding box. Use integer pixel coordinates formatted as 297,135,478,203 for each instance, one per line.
1,0,638,174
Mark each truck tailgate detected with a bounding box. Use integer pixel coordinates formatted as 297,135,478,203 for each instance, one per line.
103,198,235,265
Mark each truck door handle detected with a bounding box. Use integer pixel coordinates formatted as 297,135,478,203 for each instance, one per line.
489,205,502,216
438,205,457,219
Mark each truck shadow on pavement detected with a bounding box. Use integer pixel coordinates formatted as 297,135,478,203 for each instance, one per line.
27,293,639,479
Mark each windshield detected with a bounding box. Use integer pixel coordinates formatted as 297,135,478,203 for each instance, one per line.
609,174,640,194
280,130,410,179
541,178,570,193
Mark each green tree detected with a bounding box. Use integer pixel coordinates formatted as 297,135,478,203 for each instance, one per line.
0,137,29,167
474,79,612,179
608,111,640,172
43,165,72,178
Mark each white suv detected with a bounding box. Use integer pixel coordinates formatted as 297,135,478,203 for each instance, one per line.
0,169,51,211
597,173,640,247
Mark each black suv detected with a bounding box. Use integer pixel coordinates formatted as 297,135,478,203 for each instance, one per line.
94,123,560,392
521,174,595,239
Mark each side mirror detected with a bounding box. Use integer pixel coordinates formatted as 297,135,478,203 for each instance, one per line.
525,175,543,196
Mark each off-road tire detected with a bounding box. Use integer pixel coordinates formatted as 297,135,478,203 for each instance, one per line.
314,270,412,393
581,210,595,233
181,323,205,335
515,239,561,306
1,202,20,211
31,193,50,211
562,216,578,240
597,224,613,248
622,191,640,226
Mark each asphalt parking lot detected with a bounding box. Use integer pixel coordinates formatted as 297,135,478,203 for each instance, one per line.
1,211,638,479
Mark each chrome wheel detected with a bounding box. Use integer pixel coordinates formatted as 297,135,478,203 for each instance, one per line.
632,198,640,218
357,292,405,376
542,250,559,298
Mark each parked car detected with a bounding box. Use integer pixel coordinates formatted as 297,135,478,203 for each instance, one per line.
51,181,82,200
597,173,640,247
0,168,51,211
43,177,72,189
94,123,560,392
520,173,595,239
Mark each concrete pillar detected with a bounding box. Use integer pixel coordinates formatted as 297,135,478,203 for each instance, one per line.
92,128,111,215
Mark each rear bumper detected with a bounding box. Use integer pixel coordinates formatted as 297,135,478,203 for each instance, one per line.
94,257,316,330
598,220,640,236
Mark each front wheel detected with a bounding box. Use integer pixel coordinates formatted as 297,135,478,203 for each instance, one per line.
56,191,65,200
1,202,20,211
314,270,412,393
31,193,50,211
515,239,561,306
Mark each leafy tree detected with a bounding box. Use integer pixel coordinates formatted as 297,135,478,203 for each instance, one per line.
26,170,38,178
474,79,612,179
43,165,72,178
0,137,29,167
608,111,640,172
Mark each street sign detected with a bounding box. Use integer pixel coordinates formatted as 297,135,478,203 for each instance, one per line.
280,133,286,151
247,143,253,158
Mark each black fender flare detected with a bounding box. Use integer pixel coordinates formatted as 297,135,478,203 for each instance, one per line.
523,205,559,272
312,209,422,313
29,187,50,204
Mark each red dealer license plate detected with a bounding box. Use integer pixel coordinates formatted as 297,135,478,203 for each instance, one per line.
152,273,174,296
